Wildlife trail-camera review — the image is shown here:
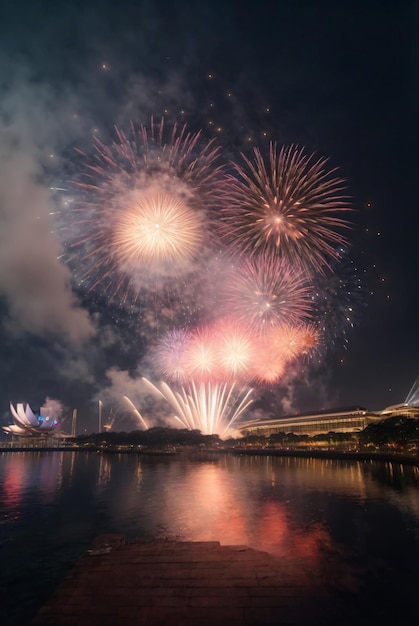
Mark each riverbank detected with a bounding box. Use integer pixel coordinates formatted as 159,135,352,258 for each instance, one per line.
1,444,419,466
229,447,419,466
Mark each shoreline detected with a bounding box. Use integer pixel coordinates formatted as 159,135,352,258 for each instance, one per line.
1,445,419,466
228,447,419,466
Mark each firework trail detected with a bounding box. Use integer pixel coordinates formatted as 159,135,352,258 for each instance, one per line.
143,377,254,437
67,117,224,301
122,395,148,429
102,407,124,431
220,143,351,271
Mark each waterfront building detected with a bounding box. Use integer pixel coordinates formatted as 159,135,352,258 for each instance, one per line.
240,385,419,437
3,402,61,437
240,406,380,437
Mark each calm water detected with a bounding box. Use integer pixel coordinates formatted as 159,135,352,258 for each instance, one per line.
1,450,419,624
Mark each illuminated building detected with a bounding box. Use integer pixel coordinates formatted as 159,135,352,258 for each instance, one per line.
3,402,61,437
240,378,419,437
240,406,379,437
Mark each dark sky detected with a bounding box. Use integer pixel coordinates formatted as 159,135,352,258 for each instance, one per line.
0,0,417,433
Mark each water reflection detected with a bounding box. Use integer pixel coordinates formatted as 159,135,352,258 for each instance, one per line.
98,454,112,484
1,451,419,625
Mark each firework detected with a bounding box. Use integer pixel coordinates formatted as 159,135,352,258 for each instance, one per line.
222,255,312,331
213,319,256,379
220,143,351,270
155,316,316,389
61,112,355,435
154,328,190,382
294,323,320,355
113,191,204,271
122,396,148,429
184,327,219,382
249,334,286,384
267,323,319,360
102,407,124,431
68,118,224,299
311,248,365,351
156,323,256,385
143,377,253,437
405,376,419,407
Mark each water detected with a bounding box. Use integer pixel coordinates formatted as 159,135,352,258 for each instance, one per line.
1,450,419,624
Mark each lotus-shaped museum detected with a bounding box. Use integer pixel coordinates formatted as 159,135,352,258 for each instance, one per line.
3,402,61,437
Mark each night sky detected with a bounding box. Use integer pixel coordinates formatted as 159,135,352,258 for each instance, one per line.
0,0,417,434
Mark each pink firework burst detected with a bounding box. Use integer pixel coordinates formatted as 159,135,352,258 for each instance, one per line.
249,335,286,384
213,318,256,380
220,143,352,271
294,322,320,355
267,323,305,362
265,322,319,362
184,327,220,382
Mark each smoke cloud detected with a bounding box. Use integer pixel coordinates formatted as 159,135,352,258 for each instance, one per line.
0,77,95,343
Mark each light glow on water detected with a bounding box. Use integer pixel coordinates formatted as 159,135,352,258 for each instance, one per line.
1,451,419,624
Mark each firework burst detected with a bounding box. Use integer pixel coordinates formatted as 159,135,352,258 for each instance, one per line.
220,143,352,270
184,327,220,382
213,319,256,379
154,328,191,382
113,191,204,271
67,118,224,300
268,323,319,360
249,336,286,384
60,111,355,436
222,255,312,331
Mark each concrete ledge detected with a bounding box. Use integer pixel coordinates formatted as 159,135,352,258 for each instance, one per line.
31,534,347,625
